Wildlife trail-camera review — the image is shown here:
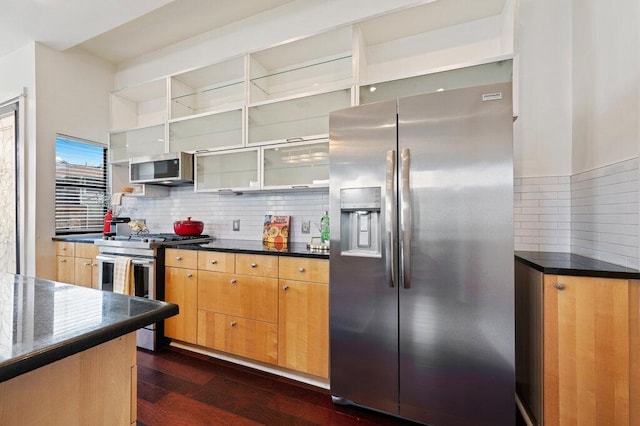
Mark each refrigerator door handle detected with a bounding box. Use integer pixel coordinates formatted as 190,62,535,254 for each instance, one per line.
385,150,396,288
400,148,411,289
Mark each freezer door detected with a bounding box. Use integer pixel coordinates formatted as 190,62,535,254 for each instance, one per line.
397,83,515,425
329,100,399,415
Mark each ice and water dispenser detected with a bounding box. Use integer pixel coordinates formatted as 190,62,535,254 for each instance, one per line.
339,187,382,257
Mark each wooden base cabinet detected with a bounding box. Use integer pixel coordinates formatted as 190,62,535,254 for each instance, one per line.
516,261,640,425
197,311,278,364
278,257,329,378
165,265,198,344
55,241,98,288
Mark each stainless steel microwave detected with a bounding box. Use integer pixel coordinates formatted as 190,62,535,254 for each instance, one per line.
129,152,193,185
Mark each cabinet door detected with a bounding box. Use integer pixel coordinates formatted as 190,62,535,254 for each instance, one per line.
165,267,198,344
262,140,329,189
55,241,75,257
197,251,234,272
543,275,631,425
278,279,329,378
165,248,198,269
198,271,278,324
195,149,259,192
197,311,278,365
278,257,328,283
235,254,278,278
74,257,94,288
56,256,75,284
75,243,98,259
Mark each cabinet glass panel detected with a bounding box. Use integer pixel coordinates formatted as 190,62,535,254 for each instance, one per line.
171,57,245,119
263,141,329,188
110,79,167,131
248,89,351,145
249,27,352,102
360,60,513,104
196,149,259,191
109,124,165,162
169,109,243,153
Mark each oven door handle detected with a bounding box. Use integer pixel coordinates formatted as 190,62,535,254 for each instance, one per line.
96,255,155,266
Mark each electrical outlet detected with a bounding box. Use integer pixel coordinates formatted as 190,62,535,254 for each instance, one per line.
301,221,310,234
232,219,240,231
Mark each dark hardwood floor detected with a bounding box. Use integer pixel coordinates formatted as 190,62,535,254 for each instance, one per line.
137,347,525,425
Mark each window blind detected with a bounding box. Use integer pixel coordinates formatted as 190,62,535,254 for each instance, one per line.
55,135,107,234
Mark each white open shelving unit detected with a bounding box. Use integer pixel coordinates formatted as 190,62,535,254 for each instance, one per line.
109,0,517,195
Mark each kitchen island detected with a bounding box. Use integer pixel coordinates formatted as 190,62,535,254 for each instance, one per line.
0,273,178,425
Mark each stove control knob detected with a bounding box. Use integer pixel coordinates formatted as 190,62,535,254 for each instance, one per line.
142,238,149,243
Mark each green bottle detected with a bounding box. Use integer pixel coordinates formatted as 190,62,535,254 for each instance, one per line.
320,211,330,244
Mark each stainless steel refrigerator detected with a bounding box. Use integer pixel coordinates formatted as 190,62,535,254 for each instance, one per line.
329,82,514,426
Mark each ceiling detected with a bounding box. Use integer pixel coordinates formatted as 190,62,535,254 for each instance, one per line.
0,0,295,64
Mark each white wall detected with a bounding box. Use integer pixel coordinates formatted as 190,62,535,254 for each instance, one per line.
571,0,640,174
33,44,113,279
513,0,573,178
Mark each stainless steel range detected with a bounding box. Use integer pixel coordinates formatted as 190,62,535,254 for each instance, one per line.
95,233,212,350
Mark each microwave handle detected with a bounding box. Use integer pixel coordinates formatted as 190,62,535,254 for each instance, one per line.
96,255,154,266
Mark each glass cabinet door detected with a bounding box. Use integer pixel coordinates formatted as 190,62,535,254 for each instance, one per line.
169,109,243,153
195,149,259,192
262,140,329,189
247,89,351,145
109,124,166,162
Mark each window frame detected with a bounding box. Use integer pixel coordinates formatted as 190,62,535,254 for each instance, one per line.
55,134,108,235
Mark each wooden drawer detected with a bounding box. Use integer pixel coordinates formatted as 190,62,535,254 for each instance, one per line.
197,311,278,365
198,251,234,273
279,257,329,283
75,242,98,259
55,241,75,257
235,254,278,278
164,248,198,269
198,271,278,323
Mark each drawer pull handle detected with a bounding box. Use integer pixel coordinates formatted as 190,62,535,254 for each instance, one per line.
211,260,217,265
60,259,66,263
176,256,182,261
230,279,237,285
555,283,566,290
187,273,193,278
230,321,237,327
283,285,289,291
251,263,257,268
299,267,305,273
62,247,67,251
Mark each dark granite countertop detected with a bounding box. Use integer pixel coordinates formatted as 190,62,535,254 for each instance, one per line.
515,251,640,279
169,239,330,259
52,234,103,243
0,273,178,383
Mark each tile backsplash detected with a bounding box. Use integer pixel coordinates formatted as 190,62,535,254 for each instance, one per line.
122,157,639,269
119,187,329,244
516,157,639,269
570,158,639,269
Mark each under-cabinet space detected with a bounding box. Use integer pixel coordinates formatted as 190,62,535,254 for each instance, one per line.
110,79,167,131
356,0,514,85
170,57,245,119
195,148,259,192
168,108,243,153
249,27,352,103
247,89,351,145
262,140,329,189
109,124,166,163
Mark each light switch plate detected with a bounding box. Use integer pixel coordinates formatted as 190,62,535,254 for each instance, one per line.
233,219,240,231
302,221,310,234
